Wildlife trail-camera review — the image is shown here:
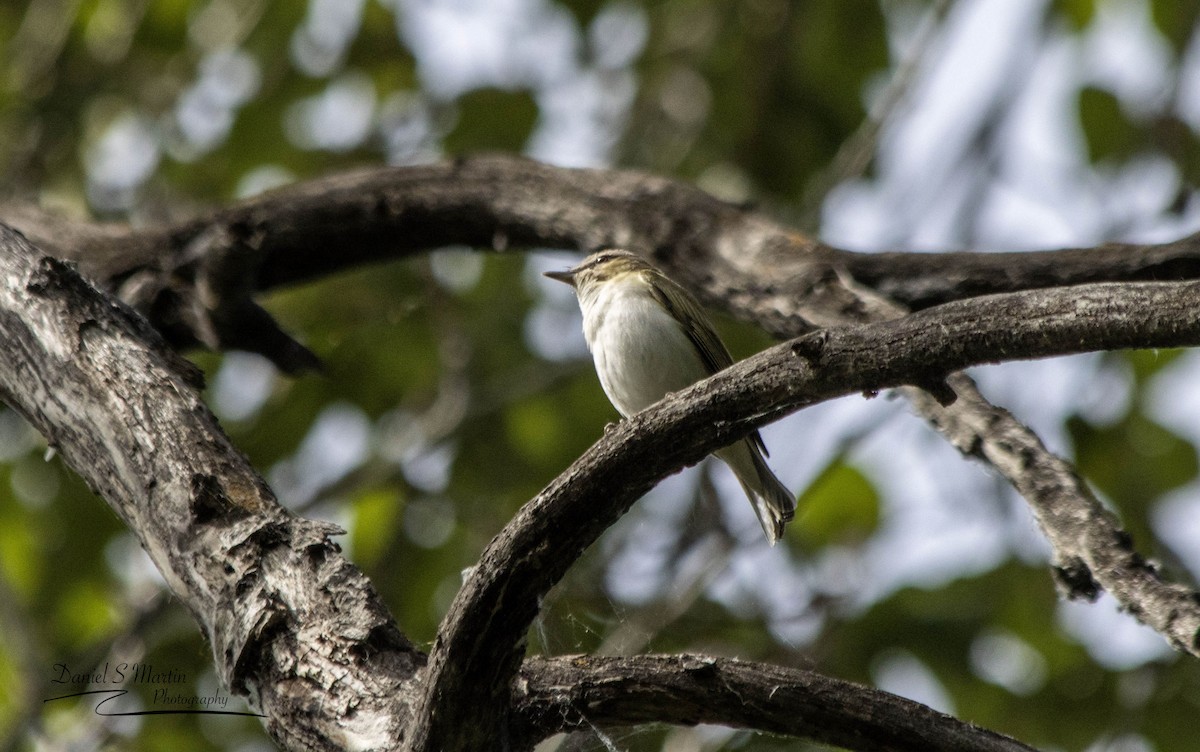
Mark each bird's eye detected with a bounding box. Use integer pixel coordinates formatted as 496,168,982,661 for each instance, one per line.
583,252,615,269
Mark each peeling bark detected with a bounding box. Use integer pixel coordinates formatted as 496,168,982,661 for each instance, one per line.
0,225,422,751
6,157,1200,750
1,218,1064,750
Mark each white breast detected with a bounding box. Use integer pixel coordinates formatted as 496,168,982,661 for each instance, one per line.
579,276,710,417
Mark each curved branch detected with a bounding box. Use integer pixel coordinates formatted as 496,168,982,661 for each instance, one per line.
411,278,1200,750
12,161,1197,598
0,225,423,751
8,159,1200,748
7,156,1200,310
840,234,1200,309
0,218,1064,751
514,654,1036,752
1,219,1049,752
10,164,1196,591
9,165,1197,603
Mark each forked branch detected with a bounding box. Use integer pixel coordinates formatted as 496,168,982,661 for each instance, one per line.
413,277,1200,750
6,158,1200,751
0,222,1046,750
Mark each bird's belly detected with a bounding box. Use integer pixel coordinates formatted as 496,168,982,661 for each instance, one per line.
589,298,707,417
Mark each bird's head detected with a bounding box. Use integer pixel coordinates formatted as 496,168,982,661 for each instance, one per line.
543,249,653,294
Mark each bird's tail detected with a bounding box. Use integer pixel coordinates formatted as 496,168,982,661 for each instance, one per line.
717,440,796,545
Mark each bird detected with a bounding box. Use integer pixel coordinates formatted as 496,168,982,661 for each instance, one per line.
544,249,795,544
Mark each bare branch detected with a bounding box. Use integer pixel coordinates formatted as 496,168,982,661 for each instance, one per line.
0,219,1065,750
514,654,1037,752
11,165,1197,593
8,160,1200,749
6,157,1200,310
10,161,1197,607
0,224,422,751
411,278,1200,751
839,234,1200,310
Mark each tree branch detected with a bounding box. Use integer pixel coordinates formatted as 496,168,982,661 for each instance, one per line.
10,160,1197,604
8,165,1197,600
514,654,1037,752
8,159,1200,749
7,156,1200,311
0,224,423,751
9,163,1197,597
412,277,1200,750
839,233,1200,310
0,218,1056,750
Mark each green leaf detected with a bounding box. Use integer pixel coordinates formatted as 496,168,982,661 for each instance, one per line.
794,458,880,547
1054,0,1097,30
1122,348,1184,384
351,488,402,568
1149,0,1200,54
443,88,540,154
559,0,611,27
1077,86,1141,163
504,394,569,468
0,510,39,599
56,580,118,649
1068,411,1198,526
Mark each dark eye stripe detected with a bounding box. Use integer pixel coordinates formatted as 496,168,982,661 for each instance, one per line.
577,252,617,270
576,249,631,272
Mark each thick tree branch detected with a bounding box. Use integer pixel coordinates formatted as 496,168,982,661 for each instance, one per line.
8,159,1200,749
413,278,1200,751
0,225,423,751
7,156,1200,312
8,162,1196,592
9,159,1196,606
514,654,1037,752
7,165,1195,605
839,234,1200,310
0,219,1052,751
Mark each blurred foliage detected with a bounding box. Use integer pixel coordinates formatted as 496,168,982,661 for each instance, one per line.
1078,86,1143,162
794,458,880,549
1056,0,1098,29
1149,0,1200,51
443,88,540,153
2,1,1200,751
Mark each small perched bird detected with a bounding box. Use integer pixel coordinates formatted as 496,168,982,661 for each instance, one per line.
545,249,796,544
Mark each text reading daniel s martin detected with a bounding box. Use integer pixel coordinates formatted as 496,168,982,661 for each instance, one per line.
45,662,264,717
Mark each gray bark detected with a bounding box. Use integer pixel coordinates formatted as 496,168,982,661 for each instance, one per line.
1,217,1062,750
515,655,1038,752
412,276,1200,750
0,225,422,751
4,156,1200,750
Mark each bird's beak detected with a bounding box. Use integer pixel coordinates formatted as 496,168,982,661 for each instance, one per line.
543,268,576,287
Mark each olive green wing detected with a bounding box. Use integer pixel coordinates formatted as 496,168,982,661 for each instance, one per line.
647,272,733,374
648,271,771,457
